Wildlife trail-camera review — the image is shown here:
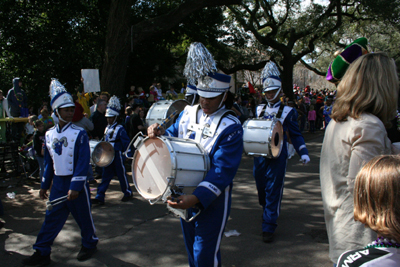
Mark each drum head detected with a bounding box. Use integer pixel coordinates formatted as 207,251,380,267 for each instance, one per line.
270,120,284,157
133,138,172,200
92,142,115,167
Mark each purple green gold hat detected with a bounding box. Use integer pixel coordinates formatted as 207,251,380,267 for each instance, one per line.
326,37,369,84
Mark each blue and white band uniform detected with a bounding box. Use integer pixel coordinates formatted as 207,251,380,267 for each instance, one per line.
95,122,132,202
165,104,243,267
254,101,309,233
33,122,98,255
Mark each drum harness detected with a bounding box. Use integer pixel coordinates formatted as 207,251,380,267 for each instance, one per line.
103,124,120,144
166,104,235,221
259,103,285,120
187,104,236,144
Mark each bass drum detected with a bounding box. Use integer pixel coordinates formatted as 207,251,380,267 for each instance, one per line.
242,119,283,158
131,135,210,204
146,99,189,129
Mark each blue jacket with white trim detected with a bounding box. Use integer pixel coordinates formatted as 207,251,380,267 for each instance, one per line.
104,122,130,153
166,105,243,210
42,122,90,192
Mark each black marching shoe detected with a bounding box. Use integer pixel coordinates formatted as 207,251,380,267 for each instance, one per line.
77,245,97,261
22,250,51,266
121,194,133,202
262,232,274,243
91,198,104,205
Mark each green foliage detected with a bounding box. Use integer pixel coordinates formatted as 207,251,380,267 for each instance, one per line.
0,0,108,109
0,0,229,109
126,4,229,95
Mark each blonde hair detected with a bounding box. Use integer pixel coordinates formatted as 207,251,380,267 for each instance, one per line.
354,155,400,241
331,52,399,128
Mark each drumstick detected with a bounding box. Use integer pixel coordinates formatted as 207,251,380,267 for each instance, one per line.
46,195,68,210
157,110,178,130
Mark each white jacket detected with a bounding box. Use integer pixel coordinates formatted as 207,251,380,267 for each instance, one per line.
1,97,12,118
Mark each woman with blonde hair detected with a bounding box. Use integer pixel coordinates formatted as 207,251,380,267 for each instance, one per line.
320,52,399,265
337,155,400,266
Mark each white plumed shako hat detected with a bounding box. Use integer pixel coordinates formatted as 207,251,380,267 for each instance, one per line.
49,78,75,111
105,95,121,117
197,72,231,98
261,61,282,92
185,84,198,96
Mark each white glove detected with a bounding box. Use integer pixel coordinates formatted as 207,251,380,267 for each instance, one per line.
300,155,310,165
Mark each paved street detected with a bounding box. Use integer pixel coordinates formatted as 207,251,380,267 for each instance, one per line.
0,131,332,267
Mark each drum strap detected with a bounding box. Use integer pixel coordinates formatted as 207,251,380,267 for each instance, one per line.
276,104,285,119
203,109,236,138
260,104,285,119
105,123,118,141
188,107,235,143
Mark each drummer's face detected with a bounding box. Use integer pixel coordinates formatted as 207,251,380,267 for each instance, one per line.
265,89,279,103
200,93,226,115
58,107,75,122
107,117,116,125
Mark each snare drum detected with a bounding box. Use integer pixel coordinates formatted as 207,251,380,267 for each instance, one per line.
243,119,283,158
89,140,115,167
146,99,189,129
132,135,210,204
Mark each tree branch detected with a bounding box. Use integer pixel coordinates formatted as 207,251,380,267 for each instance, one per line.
131,0,242,44
300,59,326,76
219,60,268,74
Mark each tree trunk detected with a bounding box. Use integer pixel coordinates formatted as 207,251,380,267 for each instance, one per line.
100,0,132,96
101,0,241,97
280,58,295,101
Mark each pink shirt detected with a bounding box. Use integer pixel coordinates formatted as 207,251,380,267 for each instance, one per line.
308,110,316,121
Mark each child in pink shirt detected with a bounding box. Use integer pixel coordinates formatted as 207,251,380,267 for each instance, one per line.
308,105,316,133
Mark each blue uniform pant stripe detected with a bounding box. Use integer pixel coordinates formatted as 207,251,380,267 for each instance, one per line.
33,181,98,254
96,151,132,202
253,145,288,233
181,186,231,267
116,151,132,196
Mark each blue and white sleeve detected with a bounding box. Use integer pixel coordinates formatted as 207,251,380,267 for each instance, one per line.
165,110,184,138
119,126,131,152
192,124,243,210
41,136,54,190
70,130,90,192
286,109,308,156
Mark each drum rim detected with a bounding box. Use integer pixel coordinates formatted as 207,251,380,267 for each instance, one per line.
132,135,210,201
269,119,283,158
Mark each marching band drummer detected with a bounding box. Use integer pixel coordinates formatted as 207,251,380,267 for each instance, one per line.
254,62,310,243
23,79,98,266
92,96,133,205
148,72,243,267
